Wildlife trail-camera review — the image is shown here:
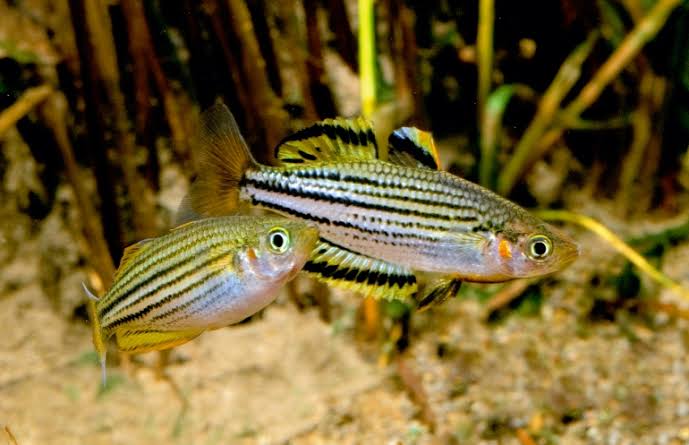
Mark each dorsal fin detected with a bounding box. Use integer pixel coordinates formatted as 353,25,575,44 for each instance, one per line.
303,239,417,300
113,238,153,282
274,117,378,164
387,127,441,170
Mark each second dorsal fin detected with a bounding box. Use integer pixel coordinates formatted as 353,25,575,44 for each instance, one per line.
387,127,441,170
275,117,379,164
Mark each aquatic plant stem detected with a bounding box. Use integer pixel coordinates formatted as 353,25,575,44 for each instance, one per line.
359,0,376,117
304,0,337,117
498,0,682,194
40,93,116,283
70,0,158,240
497,33,597,195
479,84,535,188
477,0,494,130
122,0,189,156
327,0,358,71
358,0,382,333
0,85,53,138
536,210,689,302
225,0,288,150
4,426,18,445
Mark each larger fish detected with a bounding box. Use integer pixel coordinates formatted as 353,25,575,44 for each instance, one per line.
181,104,578,308
83,215,319,383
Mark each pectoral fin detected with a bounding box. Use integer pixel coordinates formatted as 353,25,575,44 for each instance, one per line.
416,278,462,312
303,239,418,300
114,328,204,354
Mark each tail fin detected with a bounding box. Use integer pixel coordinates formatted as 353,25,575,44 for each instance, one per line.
83,284,107,386
177,103,257,224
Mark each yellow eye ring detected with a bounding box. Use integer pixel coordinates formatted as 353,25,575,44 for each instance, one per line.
268,227,291,254
527,235,552,260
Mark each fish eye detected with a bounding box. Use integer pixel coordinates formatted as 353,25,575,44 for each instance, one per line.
268,227,291,254
527,235,552,260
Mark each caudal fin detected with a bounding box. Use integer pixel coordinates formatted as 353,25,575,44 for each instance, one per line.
176,103,256,224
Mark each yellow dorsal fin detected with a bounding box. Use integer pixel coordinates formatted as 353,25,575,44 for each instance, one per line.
112,238,154,282
303,239,418,300
274,117,378,164
114,328,204,354
387,127,441,170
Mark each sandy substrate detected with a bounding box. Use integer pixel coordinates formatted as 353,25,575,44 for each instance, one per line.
3,205,689,444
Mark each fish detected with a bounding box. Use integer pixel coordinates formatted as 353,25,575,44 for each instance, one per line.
83,215,319,384
179,104,579,310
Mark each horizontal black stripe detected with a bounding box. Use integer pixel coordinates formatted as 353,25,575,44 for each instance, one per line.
101,236,220,315
106,224,221,304
104,266,226,331
271,168,483,216
244,178,479,228
149,278,227,324
102,248,228,324
250,196,444,246
286,166,479,204
164,278,236,324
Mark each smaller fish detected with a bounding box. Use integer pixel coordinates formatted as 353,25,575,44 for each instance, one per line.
83,215,319,384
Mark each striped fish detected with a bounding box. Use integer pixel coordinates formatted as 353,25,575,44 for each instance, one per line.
180,104,579,308
83,215,318,383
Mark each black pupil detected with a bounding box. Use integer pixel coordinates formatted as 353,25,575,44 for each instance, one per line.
272,233,284,249
533,241,547,256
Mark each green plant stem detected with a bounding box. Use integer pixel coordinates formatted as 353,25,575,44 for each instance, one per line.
477,0,494,129
498,33,597,195
479,84,535,188
499,0,682,194
359,0,376,118
536,210,689,302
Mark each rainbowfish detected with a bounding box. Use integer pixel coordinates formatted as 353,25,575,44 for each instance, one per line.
180,104,579,309
83,215,319,383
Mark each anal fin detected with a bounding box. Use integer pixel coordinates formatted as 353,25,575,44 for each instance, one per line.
303,239,418,300
115,328,204,354
416,278,462,312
